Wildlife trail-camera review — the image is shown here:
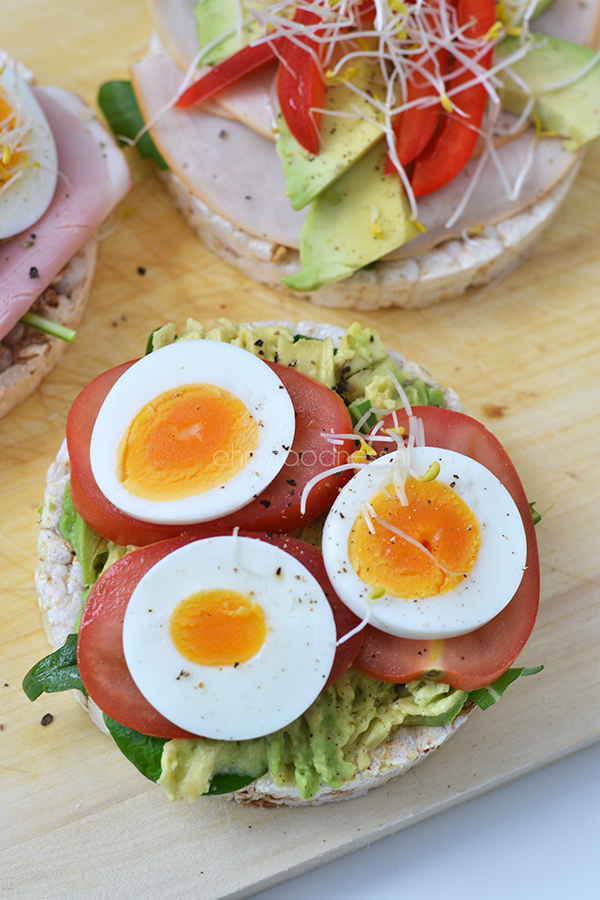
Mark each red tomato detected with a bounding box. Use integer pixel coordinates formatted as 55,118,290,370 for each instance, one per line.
77,533,363,737
67,356,355,547
354,406,540,691
77,535,199,738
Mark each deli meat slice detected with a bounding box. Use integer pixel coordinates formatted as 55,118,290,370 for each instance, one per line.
131,50,580,262
131,51,306,248
0,87,131,339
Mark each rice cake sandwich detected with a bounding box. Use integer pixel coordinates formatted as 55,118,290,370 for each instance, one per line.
0,53,132,419
24,320,543,805
98,0,600,309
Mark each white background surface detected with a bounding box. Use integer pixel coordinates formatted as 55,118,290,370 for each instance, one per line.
249,740,600,900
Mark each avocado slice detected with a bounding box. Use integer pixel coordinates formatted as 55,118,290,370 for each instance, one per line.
499,0,557,27
496,34,600,151
283,142,419,292
195,0,268,65
276,59,387,211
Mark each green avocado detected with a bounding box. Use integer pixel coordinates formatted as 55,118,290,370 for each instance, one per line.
58,483,129,593
496,34,600,151
158,669,469,802
194,0,268,65
276,59,387,211
499,0,557,27
283,142,419,292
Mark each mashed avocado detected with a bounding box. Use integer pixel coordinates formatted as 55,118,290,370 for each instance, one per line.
151,318,445,429
159,668,468,802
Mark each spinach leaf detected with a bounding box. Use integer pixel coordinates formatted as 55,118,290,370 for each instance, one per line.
22,633,85,701
468,665,544,711
97,81,168,170
103,714,167,783
206,772,260,795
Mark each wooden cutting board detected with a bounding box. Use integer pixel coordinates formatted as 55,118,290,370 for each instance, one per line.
2,2,600,897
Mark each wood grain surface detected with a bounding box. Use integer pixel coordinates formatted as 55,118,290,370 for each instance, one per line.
2,2,600,898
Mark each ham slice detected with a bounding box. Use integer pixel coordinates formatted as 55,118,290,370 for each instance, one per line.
0,87,132,340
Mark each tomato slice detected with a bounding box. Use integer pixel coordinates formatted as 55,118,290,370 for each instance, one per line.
353,406,540,691
77,533,363,737
66,355,355,547
174,39,281,110
276,6,326,155
409,0,496,197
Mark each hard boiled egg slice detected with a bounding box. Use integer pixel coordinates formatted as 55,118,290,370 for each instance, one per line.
0,58,58,239
90,340,296,524
122,535,337,740
322,446,527,640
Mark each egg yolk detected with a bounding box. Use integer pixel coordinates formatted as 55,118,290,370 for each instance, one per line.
0,91,25,184
170,589,267,666
348,477,481,599
117,383,259,500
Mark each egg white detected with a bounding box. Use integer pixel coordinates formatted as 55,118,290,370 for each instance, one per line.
0,58,58,240
321,446,528,640
122,536,337,740
89,339,296,524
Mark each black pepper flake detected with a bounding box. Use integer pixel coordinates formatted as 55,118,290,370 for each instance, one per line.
254,338,264,347
234,662,240,668
287,479,296,486
137,266,147,275
219,130,228,139
29,266,40,279
276,567,282,576
41,713,53,726
260,499,271,508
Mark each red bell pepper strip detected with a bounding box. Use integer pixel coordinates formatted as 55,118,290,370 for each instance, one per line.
276,7,326,156
409,0,496,197
174,39,281,109
385,44,450,173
